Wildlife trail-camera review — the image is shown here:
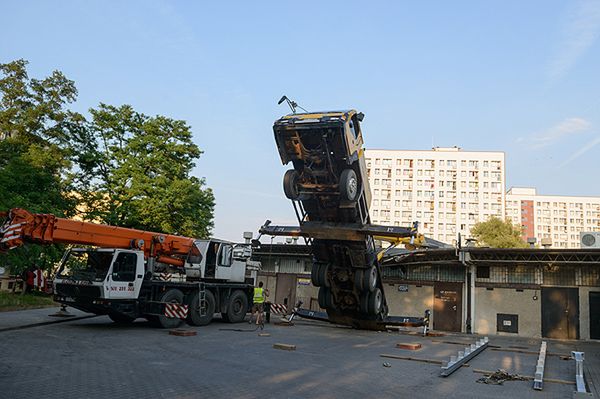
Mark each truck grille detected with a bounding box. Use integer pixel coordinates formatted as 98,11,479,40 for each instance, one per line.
55,283,102,299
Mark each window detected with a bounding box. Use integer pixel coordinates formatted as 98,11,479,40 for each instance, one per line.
476,266,490,279
349,119,359,138
218,244,233,267
112,252,137,282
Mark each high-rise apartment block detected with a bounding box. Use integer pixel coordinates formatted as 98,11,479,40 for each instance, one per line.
506,187,600,248
365,147,505,244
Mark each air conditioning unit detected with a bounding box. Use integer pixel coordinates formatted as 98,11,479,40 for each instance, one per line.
580,232,600,248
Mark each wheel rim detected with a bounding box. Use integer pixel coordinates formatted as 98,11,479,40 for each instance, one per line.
374,290,382,312
368,267,377,290
291,174,299,198
347,176,358,200
232,299,242,313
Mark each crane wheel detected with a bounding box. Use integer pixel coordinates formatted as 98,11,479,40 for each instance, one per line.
363,266,378,292
187,290,215,326
224,290,248,323
340,169,359,202
157,289,185,329
283,169,301,200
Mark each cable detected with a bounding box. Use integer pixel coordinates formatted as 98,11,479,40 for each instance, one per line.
219,324,262,332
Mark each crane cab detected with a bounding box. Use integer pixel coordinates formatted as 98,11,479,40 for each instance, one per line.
185,239,246,283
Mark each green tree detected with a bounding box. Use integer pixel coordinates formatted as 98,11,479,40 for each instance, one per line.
0,59,215,274
76,104,215,238
470,216,528,248
0,59,81,273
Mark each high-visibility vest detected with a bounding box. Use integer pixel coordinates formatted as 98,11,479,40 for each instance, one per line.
253,287,265,303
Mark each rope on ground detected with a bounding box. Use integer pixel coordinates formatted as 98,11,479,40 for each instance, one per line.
476,369,529,385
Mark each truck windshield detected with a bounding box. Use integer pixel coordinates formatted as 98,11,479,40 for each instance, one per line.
57,250,114,282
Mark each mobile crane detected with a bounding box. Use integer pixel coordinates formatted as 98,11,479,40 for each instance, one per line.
0,208,254,328
261,108,429,330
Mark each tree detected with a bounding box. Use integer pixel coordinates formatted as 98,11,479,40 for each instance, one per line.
470,216,528,248
76,104,215,238
0,59,215,274
0,59,82,273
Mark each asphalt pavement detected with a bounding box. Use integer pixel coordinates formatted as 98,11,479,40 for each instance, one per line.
0,308,598,398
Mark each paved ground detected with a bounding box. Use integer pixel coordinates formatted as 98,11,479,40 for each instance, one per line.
0,309,598,398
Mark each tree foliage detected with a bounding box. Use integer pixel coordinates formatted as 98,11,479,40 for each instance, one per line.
76,104,215,238
0,59,215,273
0,59,81,273
470,216,528,248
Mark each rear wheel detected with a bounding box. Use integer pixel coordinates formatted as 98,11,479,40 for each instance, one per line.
340,169,359,202
363,266,378,292
283,169,301,200
354,269,365,291
187,290,216,326
225,290,248,323
157,289,185,329
319,264,330,287
311,263,322,287
367,288,383,315
318,287,334,309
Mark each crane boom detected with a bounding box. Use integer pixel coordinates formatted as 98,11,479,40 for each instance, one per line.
0,208,196,267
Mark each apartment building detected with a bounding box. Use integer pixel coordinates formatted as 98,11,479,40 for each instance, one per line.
506,187,600,248
365,147,505,244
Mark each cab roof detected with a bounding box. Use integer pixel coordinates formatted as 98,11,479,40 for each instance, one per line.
275,110,358,125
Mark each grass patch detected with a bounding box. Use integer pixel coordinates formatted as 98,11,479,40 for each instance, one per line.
0,291,56,312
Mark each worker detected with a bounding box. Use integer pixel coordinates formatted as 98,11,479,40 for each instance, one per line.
250,281,269,325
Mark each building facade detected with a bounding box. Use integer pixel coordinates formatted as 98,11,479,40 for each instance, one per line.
506,187,600,248
250,243,600,340
365,147,505,244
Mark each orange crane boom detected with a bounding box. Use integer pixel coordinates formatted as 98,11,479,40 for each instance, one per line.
0,208,196,267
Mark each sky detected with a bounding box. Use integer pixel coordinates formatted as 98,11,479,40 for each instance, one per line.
2,1,600,241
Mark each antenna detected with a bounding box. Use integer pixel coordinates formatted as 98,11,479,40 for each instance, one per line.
277,95,308,114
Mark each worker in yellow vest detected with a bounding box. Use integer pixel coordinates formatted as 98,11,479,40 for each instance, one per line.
250,281,269,325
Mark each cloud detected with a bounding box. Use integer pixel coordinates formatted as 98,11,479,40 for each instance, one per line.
547,0,600,81
559,135,600,166
525,117,591,148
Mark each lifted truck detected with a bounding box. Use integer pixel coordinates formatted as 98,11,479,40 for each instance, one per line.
0,208,253,328
264,110,424,330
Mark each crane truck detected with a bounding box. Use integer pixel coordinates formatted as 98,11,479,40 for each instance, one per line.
261,109,427,330
0,208,254,328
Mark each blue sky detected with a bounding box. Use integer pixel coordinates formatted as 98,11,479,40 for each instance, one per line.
2,1,600,240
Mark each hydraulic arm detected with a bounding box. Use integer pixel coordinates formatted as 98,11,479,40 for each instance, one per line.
0,208,197,267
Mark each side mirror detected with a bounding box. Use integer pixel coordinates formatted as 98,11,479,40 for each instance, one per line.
356,112,365,122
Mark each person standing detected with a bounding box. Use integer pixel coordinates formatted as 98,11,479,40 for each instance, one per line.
250,281,269,325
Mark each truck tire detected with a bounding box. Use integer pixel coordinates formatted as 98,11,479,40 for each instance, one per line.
354,269,365,291
363,266,378,292
367,288,383,315
340,169,359,202
187,290,215,326
224,290,248,323
320,264,330,287
158,289,185,329
283,169,300,200
108,313,135,324
311,263,322,287
318,287,334,309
